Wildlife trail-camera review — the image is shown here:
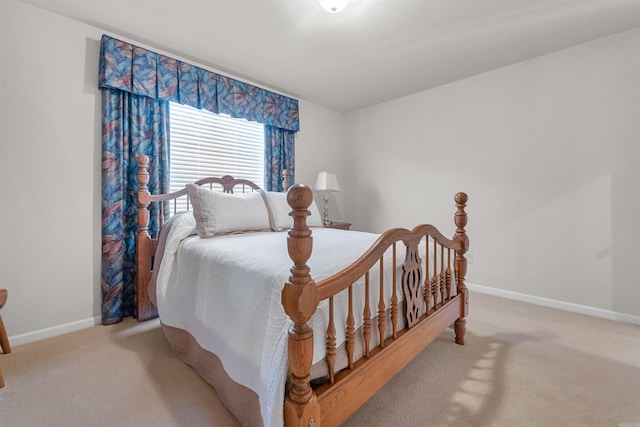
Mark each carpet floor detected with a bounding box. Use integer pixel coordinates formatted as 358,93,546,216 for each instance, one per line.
0,292,638,426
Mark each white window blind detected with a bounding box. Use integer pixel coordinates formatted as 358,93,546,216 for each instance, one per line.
169,102,265,202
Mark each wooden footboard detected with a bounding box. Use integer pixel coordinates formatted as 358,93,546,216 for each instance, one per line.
283,185,469,427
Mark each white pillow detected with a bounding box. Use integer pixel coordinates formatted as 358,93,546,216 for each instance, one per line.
261,190,323,231
186,184,271,237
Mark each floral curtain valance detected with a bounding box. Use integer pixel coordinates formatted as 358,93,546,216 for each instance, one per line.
98,34,300,132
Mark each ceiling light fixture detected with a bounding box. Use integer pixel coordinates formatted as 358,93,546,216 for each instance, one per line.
318,0,349,14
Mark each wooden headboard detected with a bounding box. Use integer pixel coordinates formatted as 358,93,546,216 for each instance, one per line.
134,154,290,321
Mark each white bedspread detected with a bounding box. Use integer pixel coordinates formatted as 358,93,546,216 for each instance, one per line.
154,212,401,427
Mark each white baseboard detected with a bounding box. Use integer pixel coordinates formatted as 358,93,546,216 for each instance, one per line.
7,284,639,347
8,316,102,347
467,282,640,326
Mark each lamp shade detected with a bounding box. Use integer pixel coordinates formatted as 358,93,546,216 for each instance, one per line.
315,172,341,192
318,0,349,13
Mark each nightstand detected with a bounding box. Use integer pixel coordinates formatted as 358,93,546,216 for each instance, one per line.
325,221,351,230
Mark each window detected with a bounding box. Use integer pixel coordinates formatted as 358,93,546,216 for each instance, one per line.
169,102,265,209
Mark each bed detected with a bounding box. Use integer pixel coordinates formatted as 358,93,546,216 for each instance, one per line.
134,155,470,427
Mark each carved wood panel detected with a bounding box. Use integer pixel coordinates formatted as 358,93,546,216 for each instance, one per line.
402,243,423,328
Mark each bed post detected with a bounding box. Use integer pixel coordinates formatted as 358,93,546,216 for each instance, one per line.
135,155,158,321
453,192,469,345
282,184,321,427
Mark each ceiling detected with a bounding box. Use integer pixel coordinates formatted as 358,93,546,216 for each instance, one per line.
21,0,640,112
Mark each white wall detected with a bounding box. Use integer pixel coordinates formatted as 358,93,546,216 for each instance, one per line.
0,0,345,340
345,29,640,317
296,101,346,220
1,0,103,340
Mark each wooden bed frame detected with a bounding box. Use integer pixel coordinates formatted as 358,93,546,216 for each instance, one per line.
135,155,469,427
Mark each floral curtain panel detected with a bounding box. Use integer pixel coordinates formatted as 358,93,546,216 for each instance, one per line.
265,125,296,192
101,89,169,324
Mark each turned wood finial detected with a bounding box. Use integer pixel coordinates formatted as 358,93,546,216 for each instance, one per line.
282,184,320,425
137,154,152,238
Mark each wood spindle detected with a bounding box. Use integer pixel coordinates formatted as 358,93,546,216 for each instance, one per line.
446,249,452,300
377,256,386,349
391,243,398,339
346,285,355,369
454,252,459,296
326,296,336,384
424,238,430,315
439,244,445,307
363,273,371,358
431,239,438,310
283,169,291,191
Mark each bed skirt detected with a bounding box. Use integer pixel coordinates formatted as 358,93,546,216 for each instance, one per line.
161,323,264,427
161,304,409,425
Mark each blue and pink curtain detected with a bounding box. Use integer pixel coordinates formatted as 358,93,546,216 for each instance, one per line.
99,34,299,324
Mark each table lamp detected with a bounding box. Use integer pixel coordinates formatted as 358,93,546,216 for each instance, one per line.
315,171,341,226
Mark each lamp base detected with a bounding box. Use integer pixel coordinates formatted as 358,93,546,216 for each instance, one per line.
323,197,330,226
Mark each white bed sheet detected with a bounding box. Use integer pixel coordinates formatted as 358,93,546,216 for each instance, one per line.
154,212,422,427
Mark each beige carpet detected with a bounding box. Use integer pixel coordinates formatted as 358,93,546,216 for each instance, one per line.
1,293,638,427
